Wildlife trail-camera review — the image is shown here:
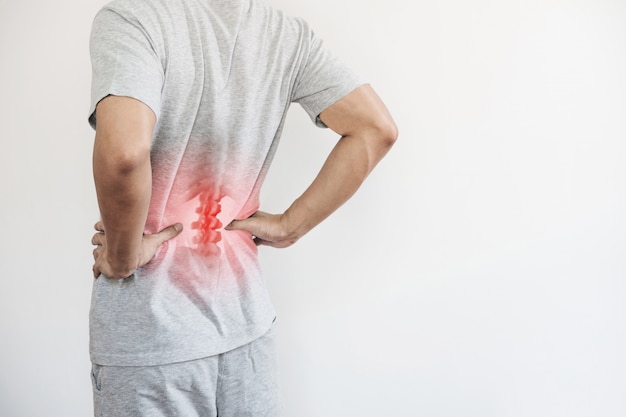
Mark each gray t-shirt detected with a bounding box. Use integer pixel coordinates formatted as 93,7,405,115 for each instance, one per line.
89,0,362,366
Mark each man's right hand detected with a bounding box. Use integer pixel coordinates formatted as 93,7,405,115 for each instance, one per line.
226,211,298,249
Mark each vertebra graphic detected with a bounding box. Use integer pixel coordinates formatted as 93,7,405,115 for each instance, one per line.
191,187,223,257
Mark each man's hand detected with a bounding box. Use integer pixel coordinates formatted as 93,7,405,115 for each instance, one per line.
226,211,297,248
91,221,183,279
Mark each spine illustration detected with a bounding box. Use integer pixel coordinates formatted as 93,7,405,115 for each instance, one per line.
191,187,223,257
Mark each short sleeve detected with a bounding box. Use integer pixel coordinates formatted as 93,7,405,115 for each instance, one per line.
292,33,364,128
88,7,164,129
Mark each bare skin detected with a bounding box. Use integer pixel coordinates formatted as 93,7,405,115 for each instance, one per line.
91,221,182,279
91,84,397,278
91,96,182,279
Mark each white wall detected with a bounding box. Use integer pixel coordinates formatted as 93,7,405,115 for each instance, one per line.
1,0,625,416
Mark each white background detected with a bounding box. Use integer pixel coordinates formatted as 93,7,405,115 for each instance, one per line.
1,0,625,416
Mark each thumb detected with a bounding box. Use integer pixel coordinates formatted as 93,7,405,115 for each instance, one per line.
155,223,183,243
226,211,266,232
225,218,251,232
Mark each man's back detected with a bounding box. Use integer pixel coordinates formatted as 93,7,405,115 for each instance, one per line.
88,0,362,367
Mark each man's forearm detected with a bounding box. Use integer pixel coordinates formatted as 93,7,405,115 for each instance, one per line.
281,85,398,241
93,147,152,277
281,129,395,241
92,96,156,278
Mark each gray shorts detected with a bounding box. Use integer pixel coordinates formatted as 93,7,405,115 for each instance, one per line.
91,325,280,417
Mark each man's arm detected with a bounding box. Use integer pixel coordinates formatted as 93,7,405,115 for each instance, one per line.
91,96,181,279
226,84,398,246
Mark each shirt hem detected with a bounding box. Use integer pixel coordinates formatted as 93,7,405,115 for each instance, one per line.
89,316,276,367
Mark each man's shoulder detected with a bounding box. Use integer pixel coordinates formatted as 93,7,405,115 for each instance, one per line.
98,0,141,14
94,0,161,23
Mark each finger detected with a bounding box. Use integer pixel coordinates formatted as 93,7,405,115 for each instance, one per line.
91,232,105,246
92,264,101,279
93,247,100,261
94,221,104,233
225,218,242,231
226,217,257,233
254,238,284,248
154,223,183,244
225,211,267,231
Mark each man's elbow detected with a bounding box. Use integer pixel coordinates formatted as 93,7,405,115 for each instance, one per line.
371,114,399,151
94,145,151,176
112,149,151,175
382,119,399,148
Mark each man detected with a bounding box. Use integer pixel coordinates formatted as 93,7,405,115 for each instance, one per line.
88,0,397,415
